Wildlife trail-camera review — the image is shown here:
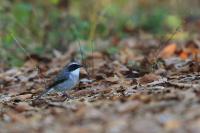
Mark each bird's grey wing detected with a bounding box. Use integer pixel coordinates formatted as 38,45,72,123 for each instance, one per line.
35,69,69,100
47,69,70,89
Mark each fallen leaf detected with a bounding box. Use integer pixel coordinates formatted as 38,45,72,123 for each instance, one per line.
117,101,140,113
179,51,189,59
6,111,27,123
120,47,136,64
88,52,104,59
105,75,119,83
15,102,32,112
14,94,32,101
138,73,160,85
159,43,177,58
164,120,181,130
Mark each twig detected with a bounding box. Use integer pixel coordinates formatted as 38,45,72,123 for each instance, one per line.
156,27,180,59
161,27,180,48
71,24,91,78
10,32,47,87
78,41,91,78
91,41,95,77
167,81,200,88
10,33,35,64
71,87,119,98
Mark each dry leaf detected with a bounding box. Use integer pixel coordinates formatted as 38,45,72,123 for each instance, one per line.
15,102,32,112
179,51,189,59
15,94,32,101
159,43,177,58
105,75,119,83
164,120,181,130
117,101,140,113
138,73,160,85
6,111,27,123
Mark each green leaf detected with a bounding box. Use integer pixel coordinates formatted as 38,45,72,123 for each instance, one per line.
50,0,60,5
165,15,182,29
106,46,119,55
13,3,32,24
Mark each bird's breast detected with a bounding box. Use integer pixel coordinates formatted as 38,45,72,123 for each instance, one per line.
69,68,80,84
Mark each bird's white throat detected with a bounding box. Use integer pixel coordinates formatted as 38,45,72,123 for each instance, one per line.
70,68,80,78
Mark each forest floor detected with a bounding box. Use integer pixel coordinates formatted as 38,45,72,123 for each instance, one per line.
0,36,200,133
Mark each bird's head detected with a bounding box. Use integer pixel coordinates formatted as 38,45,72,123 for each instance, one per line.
67,62,82,72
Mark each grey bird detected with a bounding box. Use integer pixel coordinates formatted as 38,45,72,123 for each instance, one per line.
35,62,82,100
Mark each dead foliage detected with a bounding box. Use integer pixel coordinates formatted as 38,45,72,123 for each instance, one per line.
0,36,200,133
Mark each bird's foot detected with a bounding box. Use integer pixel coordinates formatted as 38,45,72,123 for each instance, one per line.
60,93,72,101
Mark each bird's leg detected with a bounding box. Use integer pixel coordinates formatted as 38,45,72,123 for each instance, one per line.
61,92,72,99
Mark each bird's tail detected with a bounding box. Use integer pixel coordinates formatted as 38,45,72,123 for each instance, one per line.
34,88,54,100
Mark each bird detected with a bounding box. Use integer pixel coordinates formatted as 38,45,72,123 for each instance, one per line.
35,62,82,100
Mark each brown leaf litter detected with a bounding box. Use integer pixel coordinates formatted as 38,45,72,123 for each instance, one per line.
0,38,200,133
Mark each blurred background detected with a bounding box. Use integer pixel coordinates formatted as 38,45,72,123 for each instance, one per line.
0,0,200,67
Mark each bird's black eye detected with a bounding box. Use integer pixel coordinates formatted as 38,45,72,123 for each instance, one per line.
67,63,81,72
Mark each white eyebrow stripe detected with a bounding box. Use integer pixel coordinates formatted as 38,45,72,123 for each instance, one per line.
68,62,80,66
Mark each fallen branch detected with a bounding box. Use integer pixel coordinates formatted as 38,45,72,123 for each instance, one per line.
167,81,200,88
